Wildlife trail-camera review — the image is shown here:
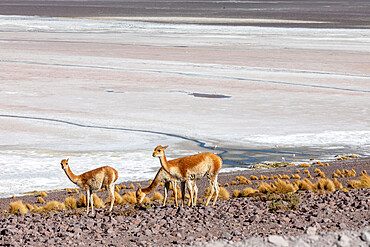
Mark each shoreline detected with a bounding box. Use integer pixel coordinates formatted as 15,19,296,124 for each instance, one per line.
0,157,369,246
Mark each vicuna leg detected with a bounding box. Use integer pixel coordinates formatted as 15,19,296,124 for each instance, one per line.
212,175,220,206
193,183,198,206
172,181,179,207
163,181,170,206
90,190,94,215
86,189,91,214
180,181,186,207
205,175,217,206
108,183,115,211
186,180,195,207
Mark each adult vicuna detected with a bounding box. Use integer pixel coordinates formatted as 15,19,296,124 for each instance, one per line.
152,145,222,206
60,159,118,214
136,167,197,207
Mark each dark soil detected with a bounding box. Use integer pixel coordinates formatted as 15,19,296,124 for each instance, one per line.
0,157,369,246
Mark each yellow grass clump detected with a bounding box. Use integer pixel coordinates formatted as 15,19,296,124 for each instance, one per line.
282,175,290,179
93,194,104,208
314,168,321,173
159,182,165,187
231,181,237,185
37,196,45,204
218,187,230,200
43,201,66,212
241,187,257,197
122,191,137,204
299,163,311,167
129,184,135,189
9,200,28,215
250,175,258,180
25,203,34,210
239,177,252,185
315,178,335,192
274,179,297,194
67,189,72,194
232,190,240,198
291,174,301,179
148,180,153,185
333,178,343,189
74,188,79,194
346,169,356,177
115,185,120,192
258,182,276,194
77,194,87,207
260,175,268,180
296,170,301,174
152,192,164,202
295,178,314,191
64,197,78,210
318,171,326,178
110,191,123,204
224,183,229,187
40,191,47,197
349,173,370,189
332,173,339,178
235,176,240,181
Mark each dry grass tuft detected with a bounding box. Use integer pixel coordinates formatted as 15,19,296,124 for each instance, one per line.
232,190,240,198
332,173,339,178
121,185,127,189
40,191,47,197
295,178,314,191
218,187,230,200
93,194,104,208
25,203,34,210
299,163,311,167
315,178,335,192
67,189,72,194
333,178,343,189
260,175,268,180
318,171,326,178
250,175,258,180
122,191,137,204
296,170,301,174
231,181,237,185
239,177,252,185
129,184,135,189
282,175,290,179
291,174,300,179
258,182,276,194
274,179,297,194
37,196,45,204
64,197,77,210
43,201,66,211
241,187,257,197
74,188,79,194
115,185,120,192
77,194,87,207
152,192,164,202
360,174,370,188
224,183,229,187
314,168,321,173
112,191,123,204
345,169,356,177
9,200,28,214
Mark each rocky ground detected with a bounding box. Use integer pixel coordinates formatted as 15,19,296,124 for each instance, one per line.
0,157,369,246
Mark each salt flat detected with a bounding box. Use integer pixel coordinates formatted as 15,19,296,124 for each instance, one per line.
0,16,369,197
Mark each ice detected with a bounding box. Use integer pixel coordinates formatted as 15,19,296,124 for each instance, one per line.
0,16,369,197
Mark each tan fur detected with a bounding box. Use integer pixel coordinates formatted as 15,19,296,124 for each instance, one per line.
136,167,195,207
60,159,118,214
152,145,222,206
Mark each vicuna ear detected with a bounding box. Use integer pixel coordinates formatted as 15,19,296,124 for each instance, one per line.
138,184,141,190
163,145,168,149
67,158,69,162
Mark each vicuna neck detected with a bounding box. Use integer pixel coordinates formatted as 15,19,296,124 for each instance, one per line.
158,153,171,174
63,166,79,184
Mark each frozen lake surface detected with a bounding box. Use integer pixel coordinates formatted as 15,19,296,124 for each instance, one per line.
0,16,369,197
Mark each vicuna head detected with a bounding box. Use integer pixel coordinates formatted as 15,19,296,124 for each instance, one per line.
152,145,168,158
135,184,145,204
61,159,69,170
